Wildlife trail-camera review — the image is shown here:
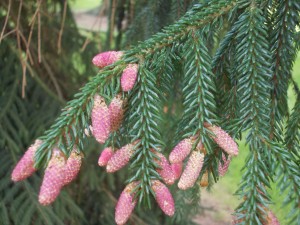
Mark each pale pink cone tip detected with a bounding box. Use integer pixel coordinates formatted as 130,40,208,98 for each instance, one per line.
11,139,43,182
169,138,194,163
63,149,83,185
171,162,183,180
121,64,138,92
178,151,205,190
265,210,280,225
115,182,138,225
91,95,111,144
98,147,114,166
152,180,175,216
38,149,66,205
109,95,124,132
206,125,238,156
218,153,231,176
106,142,136,173
92,51,123,68
154,151,176,185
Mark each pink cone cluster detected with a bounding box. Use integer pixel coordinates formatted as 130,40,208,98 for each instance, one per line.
92,51,139,92
152,180,175,216
169,137,194,163
115,182,138,225
64,149,83,185
218,153,231,176
91,94,125,144
11,139,42,182
98,147,114,166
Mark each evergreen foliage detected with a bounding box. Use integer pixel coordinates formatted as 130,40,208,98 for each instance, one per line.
1,0,300,225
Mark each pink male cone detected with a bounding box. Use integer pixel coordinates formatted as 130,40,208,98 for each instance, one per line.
218,153,231,176
171,162,183,180
64,149,83,185
152,180,175,216
11,139,42,182
154,152,176,185
121,64,138,92
169,138,194,163
264,210,280,225
39,149,66,205
178,151,204,190
206,124,238,156
109,95,124,132
91,95,111,144
98,147,114,166
115,182,138,225
92,51,123,68
106,142,137,173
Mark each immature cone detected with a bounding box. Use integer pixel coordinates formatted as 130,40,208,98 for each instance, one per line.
11,139,42,182
106,142,137,173
218,153,231,176
91,95,111,144
121,64,138,92
109,95,124,132
264,210,280,225
205,124,238,156
39,149,66,205
199,171,209,187
115,182,138,225
171,162,183,180
152,180,175,216
92,51,123,68
154,151,176,185
169,138,194,163
64,149,83,185
98,147,114,166
178,151,205,190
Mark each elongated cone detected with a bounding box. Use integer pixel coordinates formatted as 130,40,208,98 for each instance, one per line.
92,51,123,68
11,139,42,182
91,95,111,144
264,210,280,225
106,142,137,173
115,182,138,225
98,147,114,166
121,64,138,92
152,180,175,216
64,149,83,185
154,151,176,185
199,171,209,187
39,149,66,205
178,151,204,190
171,162,183,180
109,95,124,132
205,124,238,156
169,138,194,163
218,153,231,176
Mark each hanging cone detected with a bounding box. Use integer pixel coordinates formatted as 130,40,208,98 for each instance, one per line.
153,151,176,185
218,153,231,176
121,64,138,92
11,139,43,182
98,147,114,166
178,150,204,190
106,142,138,173
205,124,238,156
109,95,124,132
171,162,183,180
169,137,194,163
92,51,123,68
199,171,209,187
152,180,175,216
39,149,66,205
91,95,111,144
63,149,83,185
115,182,138,225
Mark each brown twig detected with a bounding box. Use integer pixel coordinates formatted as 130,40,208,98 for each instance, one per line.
0,0,12,44
109,0,117,46
57,0,67,54
38,0,42,63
